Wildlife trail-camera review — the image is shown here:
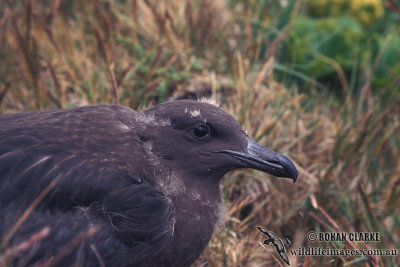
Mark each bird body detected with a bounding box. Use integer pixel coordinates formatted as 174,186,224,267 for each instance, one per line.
0,100,297,266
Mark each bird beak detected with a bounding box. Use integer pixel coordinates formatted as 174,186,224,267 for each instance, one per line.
214,137,298,182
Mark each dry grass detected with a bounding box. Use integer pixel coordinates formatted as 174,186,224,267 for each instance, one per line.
0,1,399,266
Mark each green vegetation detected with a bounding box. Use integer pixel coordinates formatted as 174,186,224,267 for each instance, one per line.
280,0,400,94
0,0,399,266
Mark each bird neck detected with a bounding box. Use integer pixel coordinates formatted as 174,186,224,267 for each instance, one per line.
169,178,224,265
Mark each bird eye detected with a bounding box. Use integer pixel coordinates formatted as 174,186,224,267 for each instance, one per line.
193,125,210,138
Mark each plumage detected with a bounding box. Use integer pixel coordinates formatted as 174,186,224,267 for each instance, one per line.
0,100,298,266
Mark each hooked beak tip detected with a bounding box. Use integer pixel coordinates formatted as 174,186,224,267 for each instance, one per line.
278,154,298,183
212,137,299,182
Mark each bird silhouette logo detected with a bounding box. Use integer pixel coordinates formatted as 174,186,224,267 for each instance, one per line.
257,226,291,265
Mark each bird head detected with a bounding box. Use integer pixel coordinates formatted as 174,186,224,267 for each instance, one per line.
139,100,298,184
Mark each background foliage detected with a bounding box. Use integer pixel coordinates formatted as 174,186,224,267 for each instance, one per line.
0,0,399,266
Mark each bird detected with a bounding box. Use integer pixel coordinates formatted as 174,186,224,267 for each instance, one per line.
0,100,298,266
257,226,291,265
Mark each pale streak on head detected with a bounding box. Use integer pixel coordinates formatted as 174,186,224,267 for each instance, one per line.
189,109,201,118
184,107,202,119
